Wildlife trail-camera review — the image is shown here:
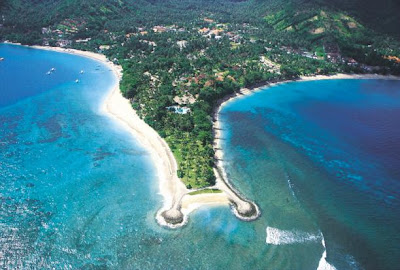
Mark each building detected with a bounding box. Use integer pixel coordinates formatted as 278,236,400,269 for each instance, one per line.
75,38,91,43
166,106,191,114
153,26,167,33
99,45,111,50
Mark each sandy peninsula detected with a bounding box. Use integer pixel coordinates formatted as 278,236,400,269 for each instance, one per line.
5,42,259,228
88,48,259,227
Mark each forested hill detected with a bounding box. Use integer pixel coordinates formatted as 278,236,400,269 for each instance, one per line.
2,0,400,37
1,0,399,189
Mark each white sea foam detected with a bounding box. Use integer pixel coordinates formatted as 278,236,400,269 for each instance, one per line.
317,236,337,270
266,227,321,245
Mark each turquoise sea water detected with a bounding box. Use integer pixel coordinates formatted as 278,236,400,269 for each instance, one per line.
1,44,399,269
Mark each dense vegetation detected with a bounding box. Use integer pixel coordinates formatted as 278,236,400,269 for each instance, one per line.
1,0,399,188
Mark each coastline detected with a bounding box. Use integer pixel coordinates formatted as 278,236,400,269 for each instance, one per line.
6,42,400,228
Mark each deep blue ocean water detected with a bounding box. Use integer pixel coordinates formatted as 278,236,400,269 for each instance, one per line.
1,44,399,269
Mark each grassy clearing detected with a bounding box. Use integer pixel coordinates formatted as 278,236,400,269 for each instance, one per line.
188,189,222,196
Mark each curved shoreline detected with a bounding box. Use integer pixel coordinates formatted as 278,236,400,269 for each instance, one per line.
3,42,186,227
7,42,400,227
214,73,400,116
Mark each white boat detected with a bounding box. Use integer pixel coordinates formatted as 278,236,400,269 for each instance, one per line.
46,71,51,75
51,67,56,72
80,70,84,74
0,57,4,61
75,79,79,83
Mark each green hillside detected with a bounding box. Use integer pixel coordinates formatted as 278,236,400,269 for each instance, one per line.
315,0,400,35
251,0,400,36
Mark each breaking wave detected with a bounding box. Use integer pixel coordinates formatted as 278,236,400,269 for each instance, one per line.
266,227,321,245
266,227,337,270
317,236,337,270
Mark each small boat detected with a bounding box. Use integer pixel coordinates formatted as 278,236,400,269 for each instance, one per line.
51,67,56,72
80,70,84,74
0,57,4,61
75,79,79,83
46,71,51,75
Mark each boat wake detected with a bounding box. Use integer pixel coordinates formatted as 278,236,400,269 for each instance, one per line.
285,173,297,200
266,227,337,270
